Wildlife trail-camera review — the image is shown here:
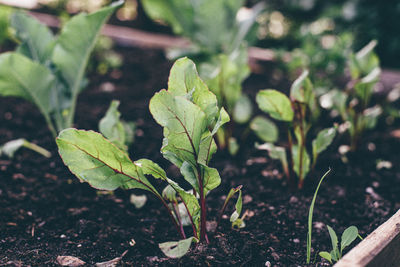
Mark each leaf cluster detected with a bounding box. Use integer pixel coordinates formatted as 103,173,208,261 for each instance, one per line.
57,58,243,258
255,71,336,188
0,1,123,137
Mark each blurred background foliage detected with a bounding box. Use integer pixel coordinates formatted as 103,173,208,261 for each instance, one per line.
0,0,399,69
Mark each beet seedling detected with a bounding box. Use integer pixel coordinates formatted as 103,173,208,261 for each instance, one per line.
57,58,243,258
256,71,336,188
0,1,123,137
319,225,362,264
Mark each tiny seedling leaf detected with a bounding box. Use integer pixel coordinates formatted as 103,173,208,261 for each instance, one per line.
319,251,332,264
312,127,337,161
340,226,359,252
327,225,339,256
233,94,252,124
159,237,195,258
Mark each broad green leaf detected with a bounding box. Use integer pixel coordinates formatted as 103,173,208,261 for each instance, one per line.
256,89,294,122
327,225,339,253
99,100,134,152
150,90,207,167
233,94,252,124
56,129,157,193
292,145,310,180
0,52,55,115
0,138,51,158
0,6,12,45
11,11,54,64
250,116,278,142
341,226,358,252
159,237,194,258
135,158,167,180
211,108,230,136
312,127,336,161
167,57,218,126
290,70,313,104
52,1,123,103
319,251,332,264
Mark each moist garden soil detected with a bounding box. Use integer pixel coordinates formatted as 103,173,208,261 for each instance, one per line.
0,46,399,267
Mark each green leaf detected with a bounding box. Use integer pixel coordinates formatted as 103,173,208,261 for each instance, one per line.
0,52,55,116
180,161,199,193
159,237,195,259
233,94,252,124
228,137,240,156
203,166,221,195
290,69,313,104
256,89,294,122
250,116,278,143
256,143,288,174
340,226,358,252
292,145,310,180
150,90,207,167
56,129,157,193
327,225,339,253
362,106,382,129
319,251,332,264
167,57,219,126
11,11,54,64
99,100,135,152
52,1,123,125
312,127,336,161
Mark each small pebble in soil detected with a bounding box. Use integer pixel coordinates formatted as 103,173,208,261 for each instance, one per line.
289,196,298,204
243,195,253,204
293,238,300,243
372,181,380,188
368,142,376,151
60,234,66,239
265,261,271,267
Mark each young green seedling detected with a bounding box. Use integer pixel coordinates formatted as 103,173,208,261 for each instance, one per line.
0,1,123,137
142,0,265,153
306,169,362,264
98,100,135,153
256,71,336,188
57,58,243,258
322,40,381,151
319,225,362,264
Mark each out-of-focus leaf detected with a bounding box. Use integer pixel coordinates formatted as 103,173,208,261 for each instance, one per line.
256,89,294,122
292,144,310,180
250,116,278,142
233,94,252,124
130,194,147,209
11,11,55,64
312,127,336,161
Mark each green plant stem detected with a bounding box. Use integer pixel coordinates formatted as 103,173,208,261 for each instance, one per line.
23,140,51,158
297,105,306,189
197,166,209,243
287,127,294,186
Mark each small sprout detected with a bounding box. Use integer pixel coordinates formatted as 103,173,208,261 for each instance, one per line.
0,138,51,158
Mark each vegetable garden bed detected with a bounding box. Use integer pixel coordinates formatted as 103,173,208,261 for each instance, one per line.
1,43,399,266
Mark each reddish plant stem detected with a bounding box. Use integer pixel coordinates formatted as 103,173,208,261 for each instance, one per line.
197,166,209,243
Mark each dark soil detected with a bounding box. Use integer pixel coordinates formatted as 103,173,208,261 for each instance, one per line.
1,46,399,267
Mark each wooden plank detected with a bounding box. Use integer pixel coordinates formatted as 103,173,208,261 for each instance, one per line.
334,209,400,267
